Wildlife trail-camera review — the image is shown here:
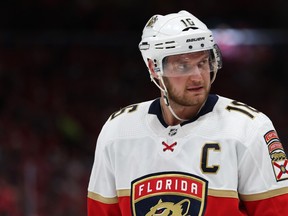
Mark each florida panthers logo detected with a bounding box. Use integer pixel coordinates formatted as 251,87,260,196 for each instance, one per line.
131,172,208,216
146,15,158,28
145,199,190,216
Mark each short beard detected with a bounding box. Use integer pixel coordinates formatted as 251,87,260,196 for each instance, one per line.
163,76,209,107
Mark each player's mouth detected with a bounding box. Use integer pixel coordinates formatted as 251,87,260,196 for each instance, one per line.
186,86,204,93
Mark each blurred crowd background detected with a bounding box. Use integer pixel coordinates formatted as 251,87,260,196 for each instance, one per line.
0,0,287,215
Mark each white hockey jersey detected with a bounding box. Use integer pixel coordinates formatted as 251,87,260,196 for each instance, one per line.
88,94,288,216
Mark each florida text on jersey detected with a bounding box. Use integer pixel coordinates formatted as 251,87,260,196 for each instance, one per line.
87,94,288,216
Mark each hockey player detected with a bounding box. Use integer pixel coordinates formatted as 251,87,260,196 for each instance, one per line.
87,10,288,215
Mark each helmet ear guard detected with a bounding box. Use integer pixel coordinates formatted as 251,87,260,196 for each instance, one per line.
213,44,223,70
210,44,223,83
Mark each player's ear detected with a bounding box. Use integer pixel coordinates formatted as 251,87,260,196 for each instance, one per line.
148,59,159,79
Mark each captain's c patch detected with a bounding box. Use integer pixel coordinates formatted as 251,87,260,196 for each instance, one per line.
131,172,208,216
264,130,288,182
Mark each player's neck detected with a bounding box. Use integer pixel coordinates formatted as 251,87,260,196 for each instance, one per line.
160,98,201,126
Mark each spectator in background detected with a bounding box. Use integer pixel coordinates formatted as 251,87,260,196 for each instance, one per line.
0,175,20,216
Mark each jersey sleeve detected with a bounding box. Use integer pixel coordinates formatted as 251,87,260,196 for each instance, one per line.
87,122,122,216
87,102,148,216
237,115,288,215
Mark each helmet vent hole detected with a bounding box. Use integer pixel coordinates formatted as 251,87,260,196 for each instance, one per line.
189,45,193,49
165,41,176,49
201,43,204,47
155,43,164,49
182,27,198,31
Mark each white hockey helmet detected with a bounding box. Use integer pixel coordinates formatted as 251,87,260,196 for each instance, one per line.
139,10,222,82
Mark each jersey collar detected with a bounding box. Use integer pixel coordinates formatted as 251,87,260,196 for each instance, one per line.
148,94,219,127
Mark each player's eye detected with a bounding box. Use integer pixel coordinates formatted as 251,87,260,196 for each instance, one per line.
198,58,209,67
175,62,191,73
155,207,166,214
197,58,210,71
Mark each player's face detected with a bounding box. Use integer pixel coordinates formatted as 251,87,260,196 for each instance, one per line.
162,51,211,107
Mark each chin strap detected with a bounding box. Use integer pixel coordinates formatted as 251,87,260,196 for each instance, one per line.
151,74,188,122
